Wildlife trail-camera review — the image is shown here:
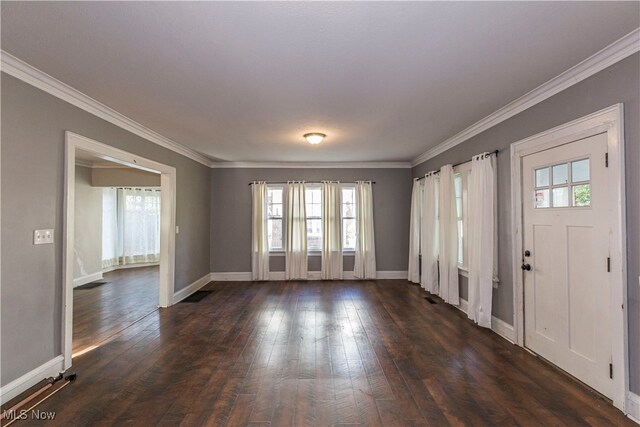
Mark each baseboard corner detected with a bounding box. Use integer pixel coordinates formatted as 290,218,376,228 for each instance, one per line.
172,273,213,304
627,392,640,424
73,271,103,288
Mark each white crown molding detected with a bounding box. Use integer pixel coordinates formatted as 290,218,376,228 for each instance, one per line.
1,50,213,167
210,161,411,169
411,27,640,167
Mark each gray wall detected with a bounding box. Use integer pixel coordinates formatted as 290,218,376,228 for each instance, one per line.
1,73,211,386
210,168,412,273
73,165,103,283
412,53,639,393
91,167,160,187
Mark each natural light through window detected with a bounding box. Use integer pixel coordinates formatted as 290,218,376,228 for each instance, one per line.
306,187,322,251
454,174,463,266
342,186,356,251
267,186,283,251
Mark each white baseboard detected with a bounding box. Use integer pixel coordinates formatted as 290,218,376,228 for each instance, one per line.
102,262,159,274
0,355,64,404
454,298,516,343
210,271,408,281
627,392,640,424
172,273,213,304
73,271,103,288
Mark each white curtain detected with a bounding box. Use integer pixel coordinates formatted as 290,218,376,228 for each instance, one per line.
102,188,161,268
420,173,439,293
251,181,269,280
354,181,376,279
285,181,308,279
467,153,496,328
321,181,343,280
407,179,422,284
438,165,459,305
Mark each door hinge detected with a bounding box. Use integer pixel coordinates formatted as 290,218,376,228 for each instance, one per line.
610,363,613,379
607,257,611,272
605,152,609,167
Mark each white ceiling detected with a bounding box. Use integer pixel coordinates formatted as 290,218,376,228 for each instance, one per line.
2,2,638,163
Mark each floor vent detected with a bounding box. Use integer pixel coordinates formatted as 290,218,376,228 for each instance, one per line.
425,297,437,304
181,290,214,303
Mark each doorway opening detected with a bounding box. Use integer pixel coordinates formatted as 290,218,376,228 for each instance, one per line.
510,104,628,412
63,132,176,370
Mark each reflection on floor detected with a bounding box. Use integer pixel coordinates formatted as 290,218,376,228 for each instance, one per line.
73,266,159,356
45,279,629,425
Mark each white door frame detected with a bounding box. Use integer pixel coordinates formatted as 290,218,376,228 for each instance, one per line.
63,132,177,370
510,104,628,411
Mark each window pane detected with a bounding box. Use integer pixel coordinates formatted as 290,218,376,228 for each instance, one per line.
268,219,283,250
307,218,322,250
571,159,590,182
454,175,462,195
271,189,282,203
535,189,549,208
343,218,356,250
552,187,569,207
342,188,354,204
573,184,591,207
535,168,549,187
552,163,568,185
456,198,462,219
272,203,282,217
457,219,463,265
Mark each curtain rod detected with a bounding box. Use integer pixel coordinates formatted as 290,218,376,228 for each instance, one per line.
248,181,376,186
415,150,499,181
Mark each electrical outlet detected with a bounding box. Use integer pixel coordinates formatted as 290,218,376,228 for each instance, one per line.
34,229,54,245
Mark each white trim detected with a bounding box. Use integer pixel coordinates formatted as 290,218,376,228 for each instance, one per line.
510,104,628,412
172,273,213,304
102,262,160,274
211,161,411,169
1,50,212,167
63,132,177,371
412,28,640,167
454,298,515,343
209,270,408,281
627,392,640,424
0,356,64,404
73,271,103,288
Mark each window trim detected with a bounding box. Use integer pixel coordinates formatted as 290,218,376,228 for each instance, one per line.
453,162,471,271
305,184,323,253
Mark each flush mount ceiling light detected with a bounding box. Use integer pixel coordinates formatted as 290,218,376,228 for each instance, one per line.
303,132,326,145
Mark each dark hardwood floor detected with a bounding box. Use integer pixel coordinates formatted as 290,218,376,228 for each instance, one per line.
25,280,630,426
73,266,159,356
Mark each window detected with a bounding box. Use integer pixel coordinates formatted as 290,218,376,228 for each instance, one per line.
306,186,322,251
341,186,356,251
267,186,283,251
534,158,591,209
453,164,471,269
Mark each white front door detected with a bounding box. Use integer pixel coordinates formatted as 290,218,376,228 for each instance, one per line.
522,132,612,398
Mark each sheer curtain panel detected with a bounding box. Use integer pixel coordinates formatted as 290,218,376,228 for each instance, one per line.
251,181,270,280
321,181,343,280
102,188,161,268
408,179,422,284
354,181,376,279
467,154,496,328
285,181,308,279
420,173,439,293
438,165,459,305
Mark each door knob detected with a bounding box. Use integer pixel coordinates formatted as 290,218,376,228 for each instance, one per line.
524,250,531,257
521,263,531,271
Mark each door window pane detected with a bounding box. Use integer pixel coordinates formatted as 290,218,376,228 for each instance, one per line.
552,187,569,207
571,159,590,182
552,163,568,185
572,184,591,207
535,168,549,187
535,189,549,208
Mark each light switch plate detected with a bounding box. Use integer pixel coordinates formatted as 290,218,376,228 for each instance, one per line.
34,229,54,245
